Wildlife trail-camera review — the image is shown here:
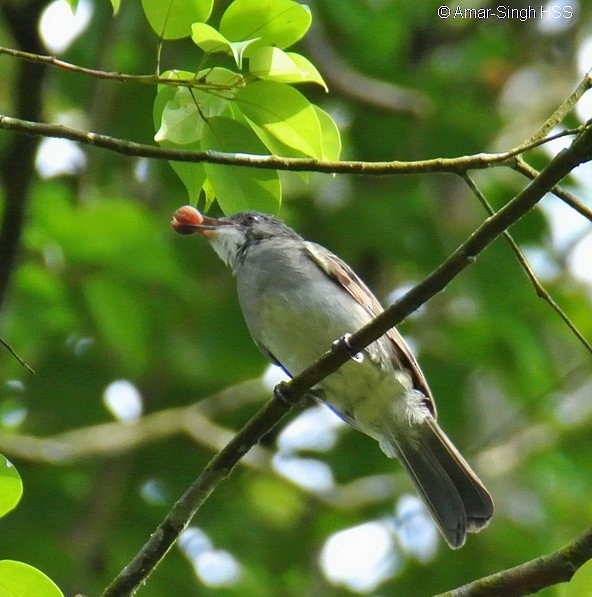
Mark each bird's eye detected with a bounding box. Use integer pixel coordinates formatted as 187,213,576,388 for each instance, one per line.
243,213,259,225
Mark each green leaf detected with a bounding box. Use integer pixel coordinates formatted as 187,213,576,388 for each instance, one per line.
154,74,181,132
110,0,120,14
202,178,216,211
201,67,244,88
201,117,281,214
156,69,196,89
220,0,311,53
314,105,341,160
153,74,210,201
191,23,232,53
155,84,232,146
239,118,308,159
64,0,78,11
285,52,327,91
236,80,323,158
164,141,207,203
560,558,592,596
191,23,259,69
153,70,195,130
249,47,327,91
0,561,63,597
141,0,213,39
155,87,203,145
0,456,22,518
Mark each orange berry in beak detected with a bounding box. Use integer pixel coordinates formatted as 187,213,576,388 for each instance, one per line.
171,205,203,235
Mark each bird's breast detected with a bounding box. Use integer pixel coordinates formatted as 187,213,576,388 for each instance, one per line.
243,270,373,373
234,241,418,438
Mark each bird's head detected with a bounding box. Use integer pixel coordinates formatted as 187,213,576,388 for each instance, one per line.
171,206,300,269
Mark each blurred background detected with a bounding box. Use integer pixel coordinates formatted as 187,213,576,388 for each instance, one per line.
1,0,592,595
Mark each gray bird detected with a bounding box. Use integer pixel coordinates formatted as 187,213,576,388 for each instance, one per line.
172,207,493,548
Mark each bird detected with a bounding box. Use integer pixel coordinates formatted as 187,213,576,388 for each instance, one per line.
172,205,493,548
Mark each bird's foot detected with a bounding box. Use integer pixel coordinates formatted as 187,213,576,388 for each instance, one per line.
273,381,291,404
273,382,314,407
332,333,364,363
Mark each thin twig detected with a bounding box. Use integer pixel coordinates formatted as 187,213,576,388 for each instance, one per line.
0,46,234,90
520,71,592,147
462,173,592,357
514,156,592,223
101,119,592,597
0,336,35,373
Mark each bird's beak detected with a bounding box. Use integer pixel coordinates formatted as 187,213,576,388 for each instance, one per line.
171,206,232,238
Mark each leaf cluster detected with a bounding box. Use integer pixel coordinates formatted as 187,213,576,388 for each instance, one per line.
147,0,340,213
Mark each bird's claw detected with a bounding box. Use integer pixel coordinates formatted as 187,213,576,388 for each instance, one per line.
273,381,294,405
273,382,315,407
332,333,364,363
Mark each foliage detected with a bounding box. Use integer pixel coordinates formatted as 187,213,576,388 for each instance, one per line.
0,0,591,596
0,560,63,597
560,558,592,597
150,0,338,211
0,455,22,518
0,456,63,595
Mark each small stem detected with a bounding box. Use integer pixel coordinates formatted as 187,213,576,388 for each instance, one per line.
520,71,592,148
0,336,35,373
462,173,592,357
514,156,592,223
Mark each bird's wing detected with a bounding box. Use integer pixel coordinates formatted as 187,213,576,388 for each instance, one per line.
256,341,293,377
304,242,383,314
304,241,436,416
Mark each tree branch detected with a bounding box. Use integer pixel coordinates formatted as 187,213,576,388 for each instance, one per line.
102,396,292,597
436,526,592,596
521,71,592,147
513,156,592,223
0,336,35,373
102,120,592,597
0,112,583,175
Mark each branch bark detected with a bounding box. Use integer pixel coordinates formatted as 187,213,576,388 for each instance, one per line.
436,526,592,596
0,112,582,175
102,121,592,597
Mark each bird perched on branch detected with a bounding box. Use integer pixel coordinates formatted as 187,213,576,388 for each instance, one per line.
172,205,493,548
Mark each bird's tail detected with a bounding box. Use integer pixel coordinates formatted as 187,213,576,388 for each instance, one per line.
388,417,493,549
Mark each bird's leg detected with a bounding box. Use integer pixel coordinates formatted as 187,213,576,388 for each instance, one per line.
273,382,318,408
